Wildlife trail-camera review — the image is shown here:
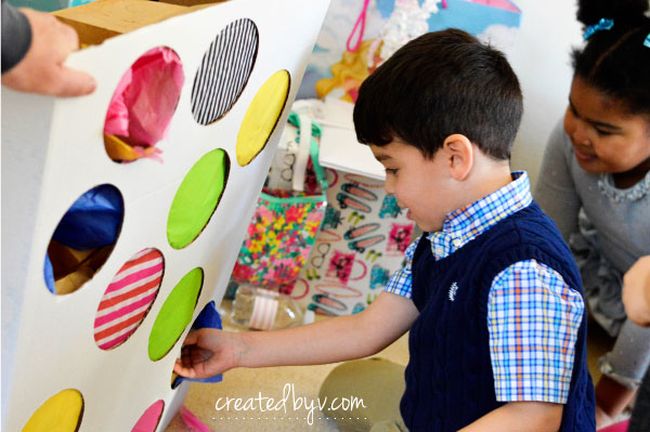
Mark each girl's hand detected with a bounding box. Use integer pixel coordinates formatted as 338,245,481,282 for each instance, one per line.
622,256,650,326
173,329,246,379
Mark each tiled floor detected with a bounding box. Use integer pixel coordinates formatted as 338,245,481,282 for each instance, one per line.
165,310,615,432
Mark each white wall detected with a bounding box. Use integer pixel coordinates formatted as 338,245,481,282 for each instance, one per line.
505,0,582,186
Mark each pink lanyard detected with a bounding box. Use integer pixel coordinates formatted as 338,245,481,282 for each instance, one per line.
346,0,371,52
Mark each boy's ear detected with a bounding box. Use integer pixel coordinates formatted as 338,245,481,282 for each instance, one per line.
442,134,474,181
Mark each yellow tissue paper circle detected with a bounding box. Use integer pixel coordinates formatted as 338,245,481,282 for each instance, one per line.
236,70,290,166
22,389,83,432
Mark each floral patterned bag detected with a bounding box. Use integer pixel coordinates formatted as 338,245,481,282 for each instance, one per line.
231,112,328,292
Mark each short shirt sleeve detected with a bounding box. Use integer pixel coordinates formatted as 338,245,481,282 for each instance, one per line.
487,259,584,403
383,239,419,299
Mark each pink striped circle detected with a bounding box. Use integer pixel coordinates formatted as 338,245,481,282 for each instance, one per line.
94,248,164,350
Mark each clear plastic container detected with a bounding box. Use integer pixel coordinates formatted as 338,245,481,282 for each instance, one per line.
231,285,305,330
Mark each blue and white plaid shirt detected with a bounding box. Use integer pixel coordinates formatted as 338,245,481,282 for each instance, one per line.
386,171,584,404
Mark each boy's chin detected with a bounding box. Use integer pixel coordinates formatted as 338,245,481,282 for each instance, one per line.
414,220,441,233
406,210,442,232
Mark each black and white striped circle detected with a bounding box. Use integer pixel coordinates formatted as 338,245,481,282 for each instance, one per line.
191,18,259,125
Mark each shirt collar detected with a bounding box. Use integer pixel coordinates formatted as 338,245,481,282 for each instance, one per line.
428,171,533,259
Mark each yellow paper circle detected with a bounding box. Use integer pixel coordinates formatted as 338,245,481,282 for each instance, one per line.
236,70,290,166
22,389,83,432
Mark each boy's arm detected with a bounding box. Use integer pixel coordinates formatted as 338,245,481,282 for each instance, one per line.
478,260,584,432
459,402,562,432
175,291,418,378
240,291,417,367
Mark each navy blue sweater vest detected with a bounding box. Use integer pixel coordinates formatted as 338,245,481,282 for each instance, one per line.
400,202,595,431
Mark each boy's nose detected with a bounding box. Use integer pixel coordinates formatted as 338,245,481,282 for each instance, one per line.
384,177,395,195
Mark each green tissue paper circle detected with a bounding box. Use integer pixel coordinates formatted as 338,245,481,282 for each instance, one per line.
148,267,203,361
167,149,229,249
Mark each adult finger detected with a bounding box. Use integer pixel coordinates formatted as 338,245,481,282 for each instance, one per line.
53,66,96,97
55,20,80,55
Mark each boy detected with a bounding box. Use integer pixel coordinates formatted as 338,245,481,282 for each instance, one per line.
174,29,595,431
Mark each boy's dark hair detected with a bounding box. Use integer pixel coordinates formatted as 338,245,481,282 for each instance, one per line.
353,29,523,161
573,0,650,115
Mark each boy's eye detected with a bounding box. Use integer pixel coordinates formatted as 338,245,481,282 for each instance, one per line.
595,128,612,137
385,168,399,175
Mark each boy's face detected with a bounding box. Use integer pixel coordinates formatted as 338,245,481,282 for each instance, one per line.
370,140,458,232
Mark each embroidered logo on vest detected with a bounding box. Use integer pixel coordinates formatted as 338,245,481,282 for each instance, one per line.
448,282,459,302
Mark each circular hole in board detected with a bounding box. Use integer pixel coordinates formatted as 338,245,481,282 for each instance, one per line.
103,46,184,164
166,148,230,250
44,184,124,295
94,248,165,351
130,400,164,432
191,18,259,125
148,267,204,361
22,389,84,432
236,70,291,166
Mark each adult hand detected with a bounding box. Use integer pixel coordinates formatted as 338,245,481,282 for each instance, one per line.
2,8,96,97
622,255,650,326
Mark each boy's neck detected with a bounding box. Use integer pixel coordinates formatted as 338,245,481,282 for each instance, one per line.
456,162,514,210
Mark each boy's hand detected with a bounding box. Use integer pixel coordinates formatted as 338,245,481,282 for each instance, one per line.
175,292,417,376
174,329,244,379
2,8,96,97
622,255,650,326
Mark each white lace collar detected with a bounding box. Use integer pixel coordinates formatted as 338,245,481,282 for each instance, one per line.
598,170,650,203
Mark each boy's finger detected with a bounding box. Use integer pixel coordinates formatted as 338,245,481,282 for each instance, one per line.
182,330,200,346
173,361,197,379
180,346,191,366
